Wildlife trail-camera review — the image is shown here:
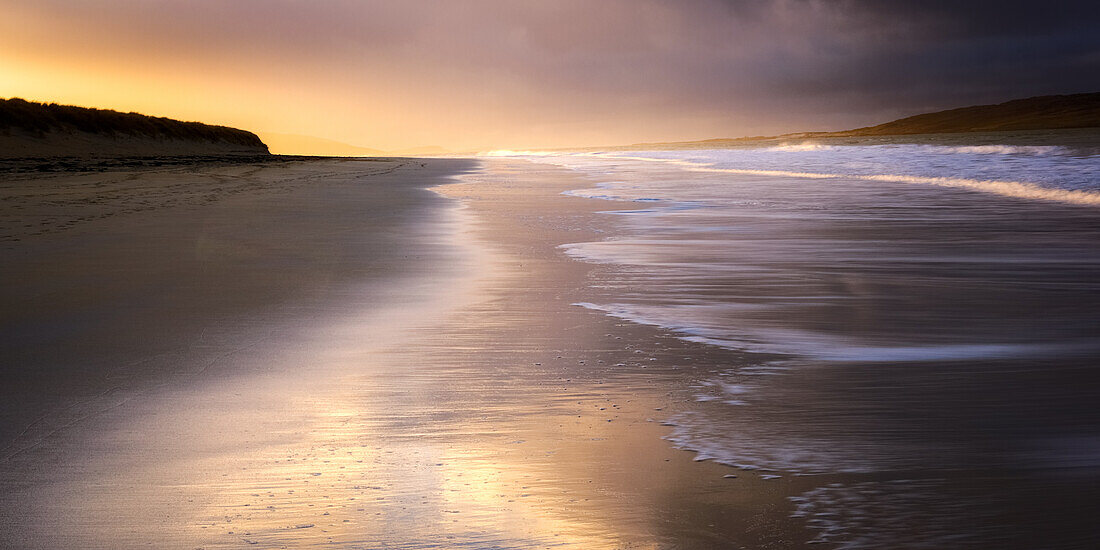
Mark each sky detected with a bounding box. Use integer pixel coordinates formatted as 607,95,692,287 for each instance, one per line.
1,0,1098,152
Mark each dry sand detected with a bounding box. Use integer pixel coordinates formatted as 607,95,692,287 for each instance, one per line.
1,157,822,548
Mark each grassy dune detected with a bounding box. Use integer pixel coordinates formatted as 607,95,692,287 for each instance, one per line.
0,98,269,158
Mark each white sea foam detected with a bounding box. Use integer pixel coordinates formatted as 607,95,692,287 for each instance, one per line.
526,139,1099,206
766,141,835,152
572,301,1099,362
939,144,1065,155
608,154,1100,206
478,149,558,157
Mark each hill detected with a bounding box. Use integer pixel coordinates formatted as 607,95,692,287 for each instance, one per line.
258,132,387,157
837,92,1100,136
626,92,1100,150
390,145,449,156
0,98,269,158
258,132,450,157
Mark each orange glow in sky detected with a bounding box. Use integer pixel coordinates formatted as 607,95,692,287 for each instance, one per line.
0,1,825,153
3,1,1094,153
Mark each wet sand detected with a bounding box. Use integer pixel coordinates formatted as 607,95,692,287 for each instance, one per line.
0,157,834,548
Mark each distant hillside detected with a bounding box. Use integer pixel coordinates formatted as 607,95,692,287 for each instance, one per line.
257,132,449,157
0,98,269,158
626,92,1100,150
838,92,1100,136
391,145,449,156
259,132,387,157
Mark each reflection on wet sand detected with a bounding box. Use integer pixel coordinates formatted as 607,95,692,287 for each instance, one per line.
3,159,816,549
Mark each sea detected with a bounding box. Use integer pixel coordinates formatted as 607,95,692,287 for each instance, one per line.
492,132,1100,548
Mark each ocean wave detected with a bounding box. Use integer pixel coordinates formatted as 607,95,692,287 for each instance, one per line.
938,144,1066,155
760,143,1063,156
608,154,1100,206
705,167,1100,206
571,301,1100,362
766,142,835,152
478,149,558,157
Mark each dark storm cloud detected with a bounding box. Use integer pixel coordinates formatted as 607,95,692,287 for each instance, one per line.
803,33,1098,112
827,0,1097,37
698,0,1100,123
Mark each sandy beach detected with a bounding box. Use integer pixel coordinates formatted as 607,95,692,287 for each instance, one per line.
5,2,1099,547
0,157,821,548
3,154,1098,549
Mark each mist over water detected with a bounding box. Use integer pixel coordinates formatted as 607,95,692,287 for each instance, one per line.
503,142,1100,547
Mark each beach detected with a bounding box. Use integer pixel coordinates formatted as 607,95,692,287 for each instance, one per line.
0,157,816,548
2,152,1098,549
5,2,1098,547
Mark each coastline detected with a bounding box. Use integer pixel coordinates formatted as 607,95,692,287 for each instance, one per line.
0,156,825,548
6,153,1093,547
474,154,1100,549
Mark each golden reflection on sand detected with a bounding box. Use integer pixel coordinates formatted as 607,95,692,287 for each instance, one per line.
17,159,811,549
41,184,636,548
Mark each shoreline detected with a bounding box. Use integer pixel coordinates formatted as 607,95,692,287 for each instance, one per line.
427,159,826,547
476,154,1100,548
10,154,1093,547
1,156,828,548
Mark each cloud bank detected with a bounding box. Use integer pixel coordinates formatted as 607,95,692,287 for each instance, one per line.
2,0,1097,150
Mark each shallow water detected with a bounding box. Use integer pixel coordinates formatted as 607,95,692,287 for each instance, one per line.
505,143,1100,547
